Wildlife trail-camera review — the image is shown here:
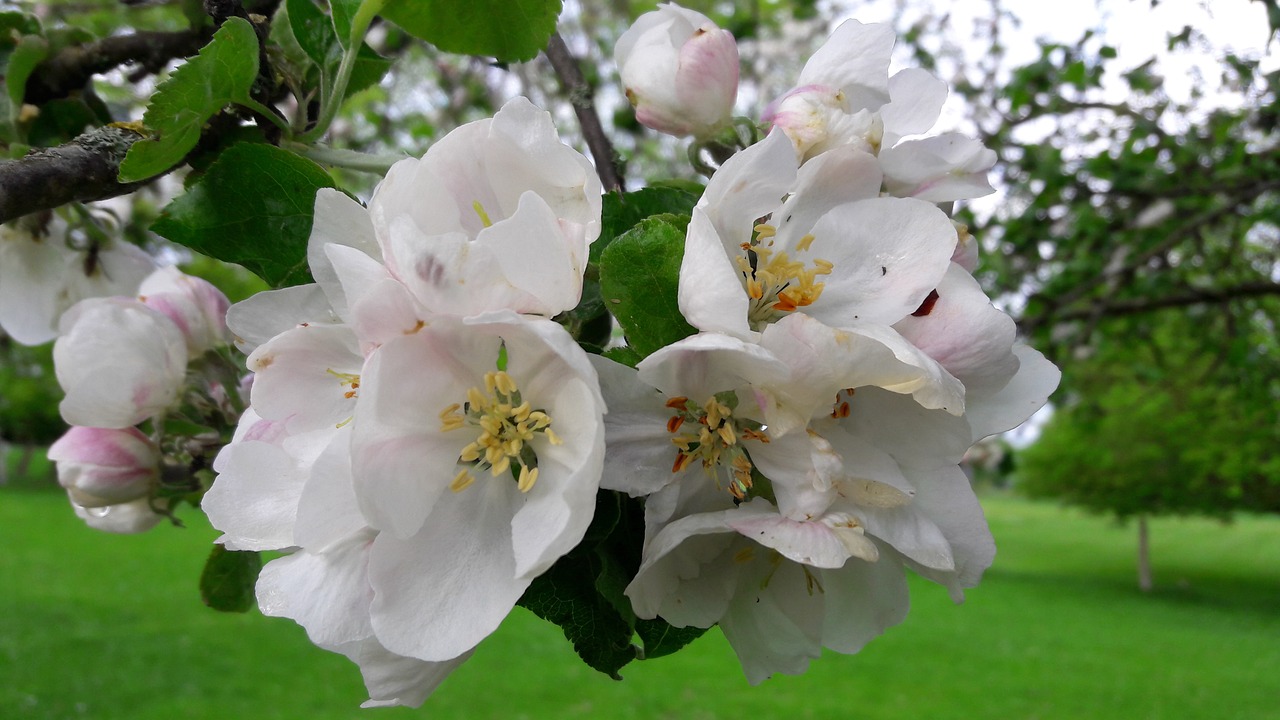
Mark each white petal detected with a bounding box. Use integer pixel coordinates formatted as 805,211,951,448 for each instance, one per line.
256,531,376,646
247,323,363,434
880,68,948,143
899,464,994,600
368,478,523,661
226,284,336,355
965,345,1061,442
894,263,1019,397
818,550,909,653
797,20,895,112
677,208,757,339
202,441,307,551
590,354,681,497
805,197,955,327
331,638,472,709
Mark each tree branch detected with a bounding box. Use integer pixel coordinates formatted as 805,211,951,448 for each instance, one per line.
544,32,625,193
0,125,148,224
24,29,212,105
1029,282,1280,327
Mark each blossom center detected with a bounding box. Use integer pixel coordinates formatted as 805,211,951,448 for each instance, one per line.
737,223,833,330
665,393,770,500
439,370,561,494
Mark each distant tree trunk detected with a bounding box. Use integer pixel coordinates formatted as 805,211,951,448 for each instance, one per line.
1137,515,1153,592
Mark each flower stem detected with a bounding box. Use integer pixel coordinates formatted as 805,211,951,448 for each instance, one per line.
299,0,387,143
284,142,403,175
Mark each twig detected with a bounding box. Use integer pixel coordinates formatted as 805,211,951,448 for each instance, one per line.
544,32,625,193
24,29,212,104
1026,282,1280,327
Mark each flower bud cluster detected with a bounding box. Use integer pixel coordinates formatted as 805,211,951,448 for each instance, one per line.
203,98,608,707
48,265,233,534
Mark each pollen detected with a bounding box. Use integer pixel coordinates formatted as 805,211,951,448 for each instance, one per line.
734,236,834,331
441,370,557,495
664,391,770,501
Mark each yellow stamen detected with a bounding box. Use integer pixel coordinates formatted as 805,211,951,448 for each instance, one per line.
450,469,476,493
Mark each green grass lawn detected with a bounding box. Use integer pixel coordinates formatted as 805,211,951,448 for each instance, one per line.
2,483,1278,720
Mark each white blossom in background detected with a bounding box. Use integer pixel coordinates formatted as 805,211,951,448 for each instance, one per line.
762,19,996,202
203,97,609,707
0,213,154,346
615,2,740,138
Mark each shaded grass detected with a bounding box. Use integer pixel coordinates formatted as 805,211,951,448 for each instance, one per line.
1,487,1277,719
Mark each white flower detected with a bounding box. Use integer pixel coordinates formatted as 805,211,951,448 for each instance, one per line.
763,24,996,202
53,297,188,428
0,215,154,345
615,2,739,138
48,425,159,508
626,498,909,683
368,97,601,319
761,19,895,159
349,312,605,662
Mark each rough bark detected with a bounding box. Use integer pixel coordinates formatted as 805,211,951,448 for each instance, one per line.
0,125,146,224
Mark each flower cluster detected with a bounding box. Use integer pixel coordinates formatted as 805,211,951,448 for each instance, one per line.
603,5,1055,683
194,9,1057,708
202,98,608,706
49,265,235,533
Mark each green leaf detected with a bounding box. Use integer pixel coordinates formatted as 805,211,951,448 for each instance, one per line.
516,491,639,678
599,215,697,359
287,0,390,102
595,187,699,264
379,0,563,62
636,618,707,660
199,545,261,613
287,0,341,66
5,34,48,120
119,18,261,182
151,143,336,287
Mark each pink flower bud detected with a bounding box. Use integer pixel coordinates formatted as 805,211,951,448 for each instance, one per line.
48,426,160,508
615,3,739,138
138,266,231,354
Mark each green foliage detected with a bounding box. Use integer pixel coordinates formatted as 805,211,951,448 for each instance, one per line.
283,0,391,103
594,187,699,264
379,0,563,62
1020,311,1280,519
517,492,636,678
152,143,337,287
0,338,63,446
198,545,262,613
599,215,697,359
118,18,262,182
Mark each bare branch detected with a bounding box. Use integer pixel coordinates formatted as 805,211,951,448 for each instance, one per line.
24,29,211,105
0,125,147,224
544,32,625,193
1028,282,1280,327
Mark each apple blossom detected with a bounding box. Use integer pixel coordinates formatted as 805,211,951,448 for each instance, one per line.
615,3,739,138
53,297,189,429
0,214,154,346
366,97,601,319
49,425,160,508
137,266,231,354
